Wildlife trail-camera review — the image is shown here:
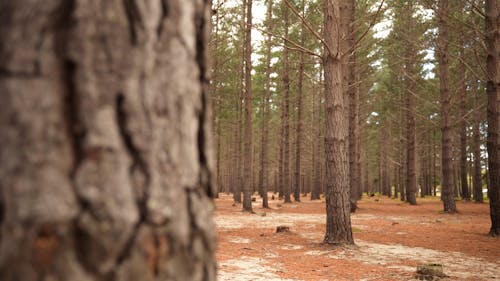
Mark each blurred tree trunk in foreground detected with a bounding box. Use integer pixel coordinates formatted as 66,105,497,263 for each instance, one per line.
0,1,216,280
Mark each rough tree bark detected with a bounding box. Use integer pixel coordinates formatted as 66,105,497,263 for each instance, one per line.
459,50,471,201
405,1,417,205
433,129,438,196
323,0,354,245
294,0,305,203
282,2,292,203
341,0,359,209
0,1,216,280
233,0,247,204
438,0,457,213
472,77,484,203
311,71,323,201
213,0,222,198
279,85,285,198
399,84,407,201
259,0,273,209
233,87,242,203
485,0,499,236
242,0,254,212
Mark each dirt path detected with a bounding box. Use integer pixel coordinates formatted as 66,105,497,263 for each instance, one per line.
215,194,500,280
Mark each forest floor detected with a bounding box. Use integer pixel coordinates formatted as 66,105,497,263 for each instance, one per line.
214,193,500,281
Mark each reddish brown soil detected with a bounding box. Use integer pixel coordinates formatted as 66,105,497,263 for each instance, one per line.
215,194,500,281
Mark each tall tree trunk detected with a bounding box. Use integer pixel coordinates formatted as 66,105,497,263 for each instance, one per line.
459,51,471,201
355,72,362,200
399,86,406,201
405,1,417,205
423,130,431,197
279,91,285,199
323,0,354,245
341,0,359,209
259,0,273,209
215,102,222,198
0,1,216,280
382,127,390,197
282,1,292,203
311,87,318,200
233,0,247,204
242,0,254,212
433,129,438,196
294,0,306,203
213,1,222,199
419,133,426,198
233,94,242,203
438,0,457,213
311,72,323,200
472,77,484,203
485,0,500,236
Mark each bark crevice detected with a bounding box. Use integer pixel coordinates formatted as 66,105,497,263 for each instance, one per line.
115,93,151,206
195,0,213,197
156,0,170,38
114,92,150,268
122,0,142,46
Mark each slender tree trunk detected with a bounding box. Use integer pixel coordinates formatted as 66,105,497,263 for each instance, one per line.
213,3,222,199
382,130,390,197
323,0,354,245
423,130,431,198
311,86,318,200
438,0,457,213
433,129,438,196
294,0,306,203
355,76,362,200
472,77,484,203
419,133,426,198
233,93,242,203
279,93,285,199
460,52,471,201
454,162,460,198
312,73,323,200
0,1,216,280
259,0,273,209
242,0,254,212
399,87,406,201
341,0,359,209
405,1,417,205
233,0,247,204
282,2,292,203
485,0,500,236
215,101,222,199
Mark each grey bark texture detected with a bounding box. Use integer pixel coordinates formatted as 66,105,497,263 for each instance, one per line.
282,2,292,204
405,1,417,205
472,78,484,203
341,0,359,208
294,2,304,203
311,72,322,201
323,0,354,245
485,0,500,236
259,0,273,209
459,54,470,201
438,0,457,213
242,0,254,212
0,1,217,280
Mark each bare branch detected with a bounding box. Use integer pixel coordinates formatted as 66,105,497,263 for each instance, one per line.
256,27,322,58
283,0,334,58
346,0,386,58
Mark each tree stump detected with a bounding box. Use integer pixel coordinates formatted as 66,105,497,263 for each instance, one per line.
350,200,357,213
276,226,290,233
416,263,447,280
